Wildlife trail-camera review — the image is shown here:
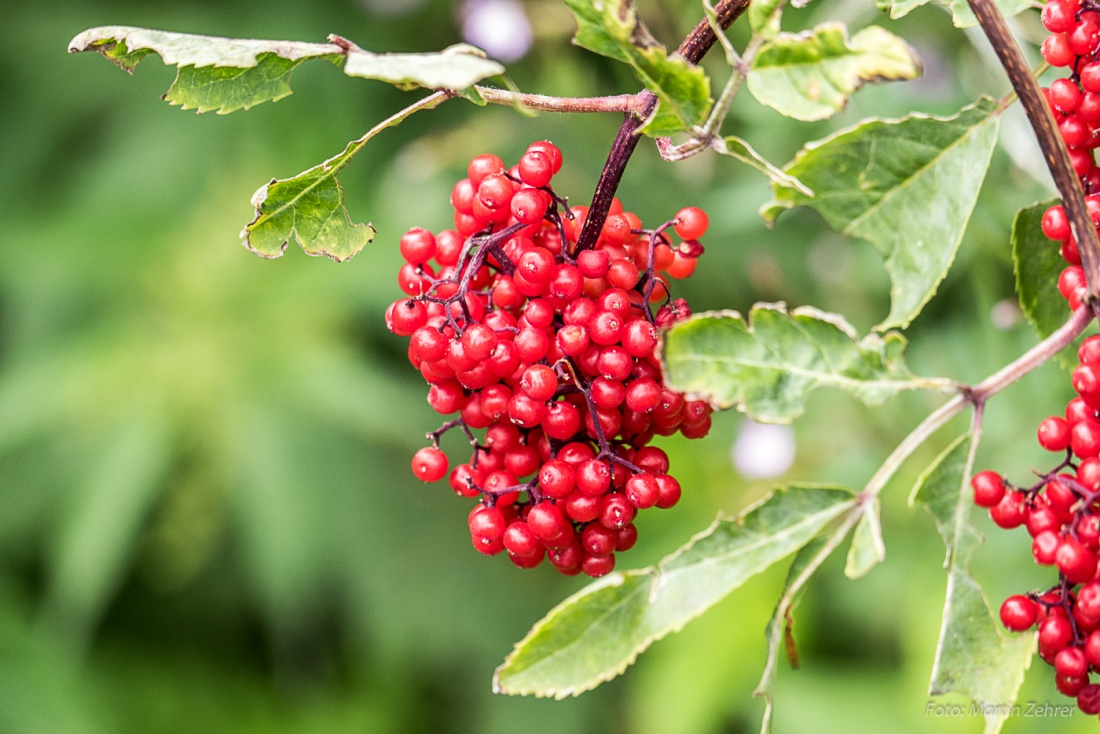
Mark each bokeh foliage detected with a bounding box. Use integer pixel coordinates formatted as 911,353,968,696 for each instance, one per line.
2,0,1098,731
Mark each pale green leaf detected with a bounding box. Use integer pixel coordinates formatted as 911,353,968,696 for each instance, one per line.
494,486,857,698
747,24,922,122
844,499,885,578
661,304,920,424
911,435,1034,734
242,143,375,261
874,0,1040,29
69,26,502,114
748,0,786,40
762,98,1001,330
342,43,503,89
1012,200,1078,367
562,0,711,135
716,136,813,195
69,26,341,113
755,527,846,733
703,0,741,66
241,92,446,261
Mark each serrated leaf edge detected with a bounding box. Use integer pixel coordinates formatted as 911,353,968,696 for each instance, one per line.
493,486,857,699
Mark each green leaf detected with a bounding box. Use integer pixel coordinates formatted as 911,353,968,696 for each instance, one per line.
342,43,504,90
844,499,885,578
242,143,375,261
748,0,786,40
562,0,711,135
715,136,813,195
762,98,1001,330
241,92,446,261
661,303,921,424
755,525,849,734
746,24,922,122
874,0,1039,29
910,435,1034,734
69,26,341,114
494,486,857,698
69,27,504,114
1012,200,1077,367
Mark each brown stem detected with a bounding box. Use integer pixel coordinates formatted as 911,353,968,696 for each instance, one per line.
574,0,751,252
966,0,1100,299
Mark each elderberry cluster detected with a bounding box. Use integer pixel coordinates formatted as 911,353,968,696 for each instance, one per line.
385,141,712,577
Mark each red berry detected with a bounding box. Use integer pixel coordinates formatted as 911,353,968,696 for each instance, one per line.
1043,205,1071,240
599,493,635,529
1051,78,1083,113
521,364,559,402
1043,0,1076,33
1000,595,1038,631
1078,683,1100,715
1040,615,1075,655
577,249,611,278
580,552,616,577
576,459,612,496
1033,530,1062,565
1056,646,1090,678
971,470,1005,508
412,447,449,482
539,459,576,499
580,522,616,558
527,501,570,542
511,188,552,224
1043,34,1076,67
673,206,709,240
467,153,505,185
1058,536,1098,582
1039,416,1072,452
625,473,660,509
526,141,563,173
990,490,1027,528
503,520,540,557
518,150,554,188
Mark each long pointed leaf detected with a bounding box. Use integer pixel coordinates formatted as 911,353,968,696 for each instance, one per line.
494,486,857,698
661,304,925,424
762,99,1001,330
69,27,503,113
911,434,1034,734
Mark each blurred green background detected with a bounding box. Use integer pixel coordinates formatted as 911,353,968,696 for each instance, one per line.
3,0,1097,732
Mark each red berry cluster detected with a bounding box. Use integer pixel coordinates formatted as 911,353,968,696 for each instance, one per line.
1040,0,1100,309
386,141,712,577
973,336,1100,715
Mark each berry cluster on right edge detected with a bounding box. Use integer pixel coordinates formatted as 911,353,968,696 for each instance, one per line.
1041,0,1100,309
973,334,1100,716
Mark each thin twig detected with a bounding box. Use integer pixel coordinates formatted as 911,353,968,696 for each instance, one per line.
471,87,643,114
861,304,1095,502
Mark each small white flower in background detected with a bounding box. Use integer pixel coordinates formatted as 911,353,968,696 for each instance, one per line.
990,298,1022,330
731,419,796,479
459,0,533,62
